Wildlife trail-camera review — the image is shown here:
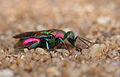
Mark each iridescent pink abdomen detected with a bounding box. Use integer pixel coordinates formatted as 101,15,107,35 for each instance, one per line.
19,38,40,47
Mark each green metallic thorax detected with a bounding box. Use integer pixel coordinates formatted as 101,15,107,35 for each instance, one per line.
41,29,66,46
42,31,55,45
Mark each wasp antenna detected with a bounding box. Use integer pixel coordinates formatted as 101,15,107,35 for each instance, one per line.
76,36,90,48
77,36,91,43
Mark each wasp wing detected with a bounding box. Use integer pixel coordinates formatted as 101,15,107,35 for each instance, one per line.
13,29,65,39
13,30,52,39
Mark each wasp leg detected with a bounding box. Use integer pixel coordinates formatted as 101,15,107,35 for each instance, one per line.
46,41,53,58
59,38,73,55
75,36,90,48
46,41,49,50
28,41,40,49
58,38,64,44
59,38,68,49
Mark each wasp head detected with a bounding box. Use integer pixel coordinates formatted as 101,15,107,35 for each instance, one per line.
66,31,75,46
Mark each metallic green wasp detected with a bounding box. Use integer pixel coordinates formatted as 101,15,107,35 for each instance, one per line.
14,29,91,54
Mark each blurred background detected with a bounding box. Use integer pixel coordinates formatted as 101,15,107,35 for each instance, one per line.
0,0,120,36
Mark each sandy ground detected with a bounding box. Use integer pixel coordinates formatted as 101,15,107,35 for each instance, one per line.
0,0,120,77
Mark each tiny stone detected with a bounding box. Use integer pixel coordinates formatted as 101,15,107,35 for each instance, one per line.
113,56,119,59
84,5,94,13
21,55,25,59
116,48,120,52
30,49,35,53
46,67,61,77
111,50,117,56
39,73,46,77
102,32,111,37
25,65,32,71
35,48,47,55
97,16,110,25
0,35,5,40
52,58,60,63
6,30,13,35
0,49,4,54
9,64,17,70
13,55,18,58
60,56,64,60
0,69,14,77
110,40,116,49
24,48,29,52
89,44,105,58
33,55,40,61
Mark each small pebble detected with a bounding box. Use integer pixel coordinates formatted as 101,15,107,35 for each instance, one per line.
0,49,4,54
0,69,14,77
24,48,29,52
97,16,110,25
21,55,25,59
0,35,5,40
89,44,105,58
46,67,61,77
35,48,48,55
